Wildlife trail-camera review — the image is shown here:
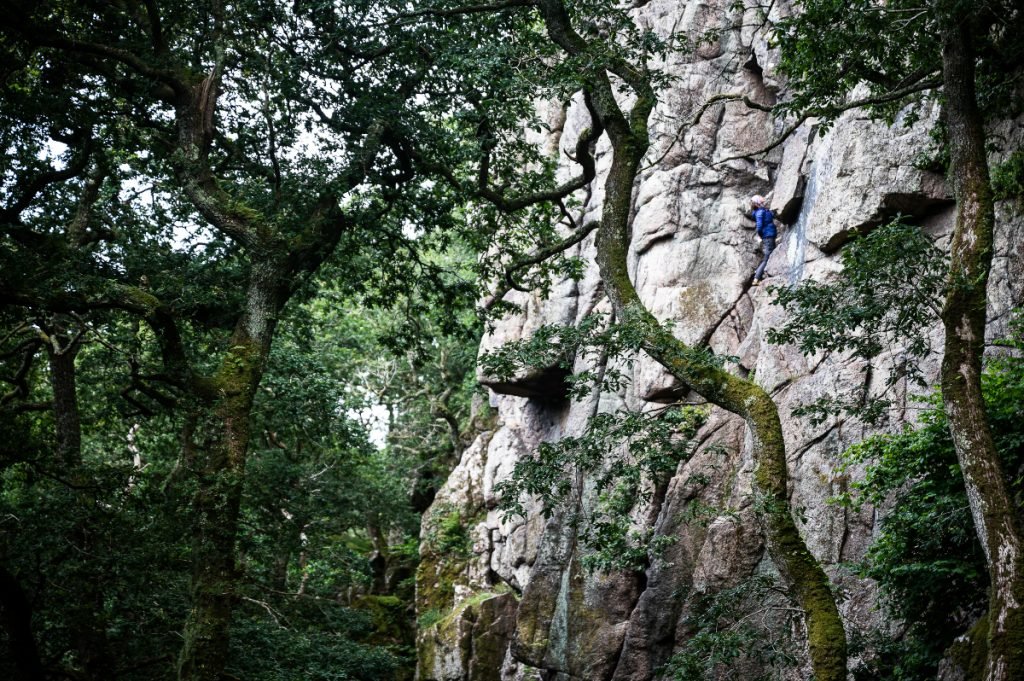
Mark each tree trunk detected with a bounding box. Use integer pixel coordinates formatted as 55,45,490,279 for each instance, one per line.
45,329,115,680
940,22,1024,681
177,264,281,681
46,332,81,467
0,566,45,681
592,136,847,681
530,2,848,675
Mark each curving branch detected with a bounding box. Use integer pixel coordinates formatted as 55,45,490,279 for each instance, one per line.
0,339,42,408
484,219,599,309
23,28,185,100
489,2,851,678
713,75,941,166
0,135,93,224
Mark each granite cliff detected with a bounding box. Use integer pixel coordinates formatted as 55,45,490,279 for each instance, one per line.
415,1,1024,679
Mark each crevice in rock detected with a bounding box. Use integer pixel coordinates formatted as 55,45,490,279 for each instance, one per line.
634,230,676,256
699,288,750,347
488,566,523,597
790,421,841,466
644,382,687,404
742,50,763,77
768,375,797,399
481,365,572,404
778,189,805,226
819,192,956,254
466,605,476,677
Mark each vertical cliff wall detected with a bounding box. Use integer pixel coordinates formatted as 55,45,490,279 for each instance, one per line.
415,1,1024,679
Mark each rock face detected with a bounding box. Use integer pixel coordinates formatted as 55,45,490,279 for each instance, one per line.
415,1,1024,680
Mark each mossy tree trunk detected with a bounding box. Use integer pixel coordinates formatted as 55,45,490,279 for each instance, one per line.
175,289,275,681
940,21,1024,681
43,318,115,680
534,1,847,677
170,74,350,680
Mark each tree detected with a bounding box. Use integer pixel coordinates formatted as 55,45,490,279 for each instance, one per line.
0,1,480,678
760,2,1024,677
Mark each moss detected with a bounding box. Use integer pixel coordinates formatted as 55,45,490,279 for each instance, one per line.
434,586,513,631
352,594,411,646
417,608,443,629
418,588,517,681
218,341,262,392
415,550,467,619
426,509,474,559
947,615,989,681
115,283,161,314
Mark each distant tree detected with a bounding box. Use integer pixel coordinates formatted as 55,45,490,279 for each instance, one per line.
0,1,481,679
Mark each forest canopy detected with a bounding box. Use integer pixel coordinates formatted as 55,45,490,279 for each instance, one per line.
1,1,1022,681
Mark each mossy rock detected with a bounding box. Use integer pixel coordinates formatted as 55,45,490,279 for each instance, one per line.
417,589,518,681
352,594,412,646
945,615,988,681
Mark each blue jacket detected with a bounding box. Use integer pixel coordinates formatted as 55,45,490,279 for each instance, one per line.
754,207,776,239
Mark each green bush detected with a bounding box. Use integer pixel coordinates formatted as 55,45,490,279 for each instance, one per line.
834,313,1024,679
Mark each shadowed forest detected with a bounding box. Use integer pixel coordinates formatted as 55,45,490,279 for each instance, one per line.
1,1,1023,681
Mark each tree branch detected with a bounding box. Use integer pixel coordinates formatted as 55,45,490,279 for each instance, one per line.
392,0,535,24
713,76,941,166
25,29,185,99
0,137,93,224
484,219,598,309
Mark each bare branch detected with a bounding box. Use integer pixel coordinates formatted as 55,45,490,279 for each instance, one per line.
484,219,599,309
713,76,941,166
690,92,774,128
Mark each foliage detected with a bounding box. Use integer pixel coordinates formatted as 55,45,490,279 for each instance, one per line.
422,506,476,560
497,404,708,572
775,0,1024,128
911,121,950,174
992,150,1024,204
0,0,494,676
663,573,802,681
228,608,400,681
768,219,946,424
480,313,732,402
0,280,479,679
828,314,1024,679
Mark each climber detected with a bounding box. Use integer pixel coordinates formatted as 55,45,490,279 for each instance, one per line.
750,194,776,286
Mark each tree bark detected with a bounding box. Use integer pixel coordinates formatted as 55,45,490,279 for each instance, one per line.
176,263,281,681
45,327,115,680
592,132,847,681
940,22,1024,681
46,330,81,467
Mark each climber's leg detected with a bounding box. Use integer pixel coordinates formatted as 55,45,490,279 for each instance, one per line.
753,236,776,283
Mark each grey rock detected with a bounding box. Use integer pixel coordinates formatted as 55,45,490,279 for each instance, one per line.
418,0,1024,679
